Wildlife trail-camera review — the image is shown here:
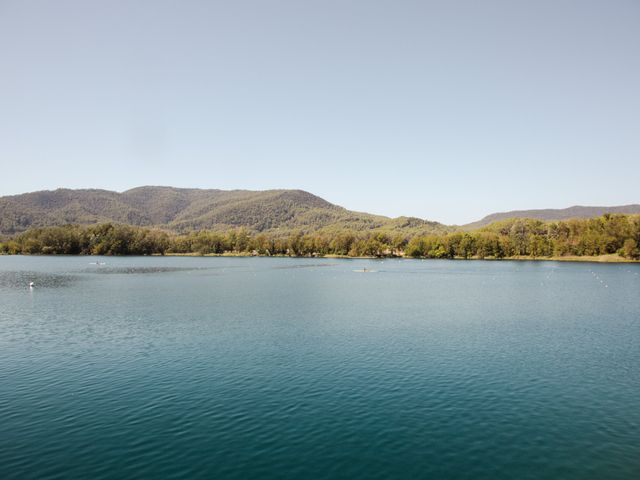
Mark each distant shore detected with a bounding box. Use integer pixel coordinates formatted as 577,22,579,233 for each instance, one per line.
3,215,639,261
2,252,639,263
158,252,639,263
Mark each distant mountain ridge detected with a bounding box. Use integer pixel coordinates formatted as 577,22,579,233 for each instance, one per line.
0,186,447,236
1,187,638,235
465,204,640,229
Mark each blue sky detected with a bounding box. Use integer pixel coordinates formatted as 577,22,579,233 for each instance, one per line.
1,0,638,224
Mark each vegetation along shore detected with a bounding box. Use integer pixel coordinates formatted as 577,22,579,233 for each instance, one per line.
1,214,639,262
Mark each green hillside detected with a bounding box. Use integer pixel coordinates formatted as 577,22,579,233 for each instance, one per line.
0,186,449,236
464,204,640,229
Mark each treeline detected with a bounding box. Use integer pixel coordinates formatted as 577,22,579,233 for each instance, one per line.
0,224,405,257
1,214,639,260
406,214,640,259
0,224,171,256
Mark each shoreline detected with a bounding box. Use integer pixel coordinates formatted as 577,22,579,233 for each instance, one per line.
159,252,639,263
3,252,636,263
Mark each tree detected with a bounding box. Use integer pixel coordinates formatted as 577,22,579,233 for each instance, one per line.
621,239,639,259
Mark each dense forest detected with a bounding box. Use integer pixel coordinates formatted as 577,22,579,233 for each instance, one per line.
3,187,639,236
0,187,448,236
465,204,640,229
1,214,639,260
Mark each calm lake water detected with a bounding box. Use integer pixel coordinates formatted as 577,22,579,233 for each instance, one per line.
1,256,639,479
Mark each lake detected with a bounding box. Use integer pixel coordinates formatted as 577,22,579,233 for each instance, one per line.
1,256,639,479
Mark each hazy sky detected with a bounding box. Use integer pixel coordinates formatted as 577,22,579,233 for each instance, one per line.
1,0,638,224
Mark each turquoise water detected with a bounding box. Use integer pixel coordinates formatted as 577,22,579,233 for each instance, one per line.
1,256,639,479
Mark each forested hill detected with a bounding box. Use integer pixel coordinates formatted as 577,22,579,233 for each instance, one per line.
465,204,640,229
0,186,448,236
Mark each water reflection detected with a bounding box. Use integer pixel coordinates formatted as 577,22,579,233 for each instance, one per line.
86,266,201,275
0,271,79,289
270,263,336,270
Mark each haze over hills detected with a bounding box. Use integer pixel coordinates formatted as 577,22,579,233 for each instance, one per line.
0,186,447,236
464,205,640,229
